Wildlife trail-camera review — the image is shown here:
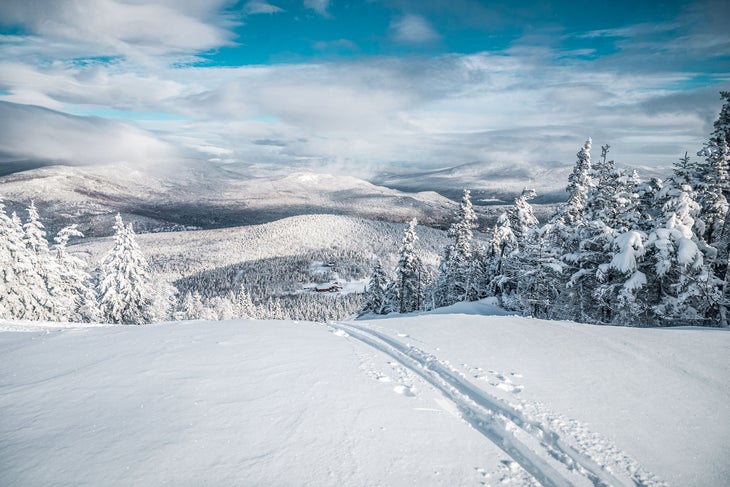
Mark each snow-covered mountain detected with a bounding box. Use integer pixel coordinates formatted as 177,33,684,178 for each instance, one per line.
1,307,727,486
0,162,477,237
372,160,671,206
372,160,573,204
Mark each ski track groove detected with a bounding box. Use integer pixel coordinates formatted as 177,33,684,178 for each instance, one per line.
334,321,639,487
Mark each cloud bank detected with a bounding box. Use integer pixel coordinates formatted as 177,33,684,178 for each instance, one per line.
0,0,727,180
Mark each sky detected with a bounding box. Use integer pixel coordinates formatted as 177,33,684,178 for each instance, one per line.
0,0,728,179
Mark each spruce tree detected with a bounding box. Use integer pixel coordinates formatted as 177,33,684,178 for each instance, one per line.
53,225,98,322
435,189,477,307
0,200,24,318
361,260,388,315
20,203,59,321
393,219,425,313
97,214,157,325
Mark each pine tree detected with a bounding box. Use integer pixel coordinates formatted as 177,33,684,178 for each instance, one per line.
0,200,25,319
710,91,730,147
53,225,98,322
547,139,594,321
20,203,59,320
235,287,258,318
485,212,517,299
554,138,593,227
97,214,157,325
508,189,538,246
642,184,721,325
393,219,425,314
696,142,729,246
179,291,204,320
360,259,388,315
435,189,478,307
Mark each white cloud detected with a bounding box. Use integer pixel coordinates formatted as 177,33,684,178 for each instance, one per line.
390,14,440,44
0,0,234,61
0,101,178,166
0,2,723,180
303,0,330,16
244,1,284,15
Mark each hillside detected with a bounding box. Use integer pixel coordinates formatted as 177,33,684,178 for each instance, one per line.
72,214,455,282
1,309,727,486
0,163,479,237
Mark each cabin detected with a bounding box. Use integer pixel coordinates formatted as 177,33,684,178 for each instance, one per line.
315,282,343,293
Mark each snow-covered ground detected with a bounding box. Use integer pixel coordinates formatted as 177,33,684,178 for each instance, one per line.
1,308,728,486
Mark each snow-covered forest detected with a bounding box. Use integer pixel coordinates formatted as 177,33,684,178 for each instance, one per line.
364,92,730,327
1,93,729,327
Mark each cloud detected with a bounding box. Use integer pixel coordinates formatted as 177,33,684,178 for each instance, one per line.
0,0,235,61
0,1,726,181
390,14,440,44
0,101,178,166
303,0,330,16
244,1,284,15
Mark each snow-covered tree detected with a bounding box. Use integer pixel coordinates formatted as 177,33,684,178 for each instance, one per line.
0,201,26,319
508,188,538,246
179,291,204,320
642,185,721,325
97,214,157,325
19,203,60,321
554,138,593,227
361,259,388,315
53,225,98,322
696,142,729,246
234,287,258,318
434,189,478,307
391,219,425,314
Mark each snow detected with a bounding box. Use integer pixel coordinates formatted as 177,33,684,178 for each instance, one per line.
1,311,728,486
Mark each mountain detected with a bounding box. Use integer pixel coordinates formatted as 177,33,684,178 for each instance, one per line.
371,160,672,206
372,160,573,204
1,307,727,486
0,162,469,237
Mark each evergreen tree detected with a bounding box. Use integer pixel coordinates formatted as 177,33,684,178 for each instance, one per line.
235,287,258,318
509,226,564,318
360,259,388,315
97,214,157,325
53,225,98,322
179,291,204,320
20,203,59,320
485,212,517,299
434,189,478,307
0,201,25,319
710,91,730,147
696,142,729,246
554,138,593,227
548,139,594,321
393,219,425,313
642,184,721,325
508,188,538,246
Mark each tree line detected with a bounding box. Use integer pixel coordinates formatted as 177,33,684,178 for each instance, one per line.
361,92,730,327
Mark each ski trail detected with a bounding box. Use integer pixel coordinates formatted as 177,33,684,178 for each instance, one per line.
334,321,653,487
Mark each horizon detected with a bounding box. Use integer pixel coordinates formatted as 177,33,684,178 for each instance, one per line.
0,0,728,179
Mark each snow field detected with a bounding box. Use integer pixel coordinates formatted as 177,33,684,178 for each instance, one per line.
1,311,728,486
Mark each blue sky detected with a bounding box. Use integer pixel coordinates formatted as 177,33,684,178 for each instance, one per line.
0,0,728,178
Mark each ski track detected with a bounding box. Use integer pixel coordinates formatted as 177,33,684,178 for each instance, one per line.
333,321,666,487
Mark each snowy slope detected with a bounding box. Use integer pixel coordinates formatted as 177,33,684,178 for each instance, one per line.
72,214,455,282
1,311,727,486
0,163,461,236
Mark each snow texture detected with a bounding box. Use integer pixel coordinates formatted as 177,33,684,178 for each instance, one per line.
1,308,727,486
